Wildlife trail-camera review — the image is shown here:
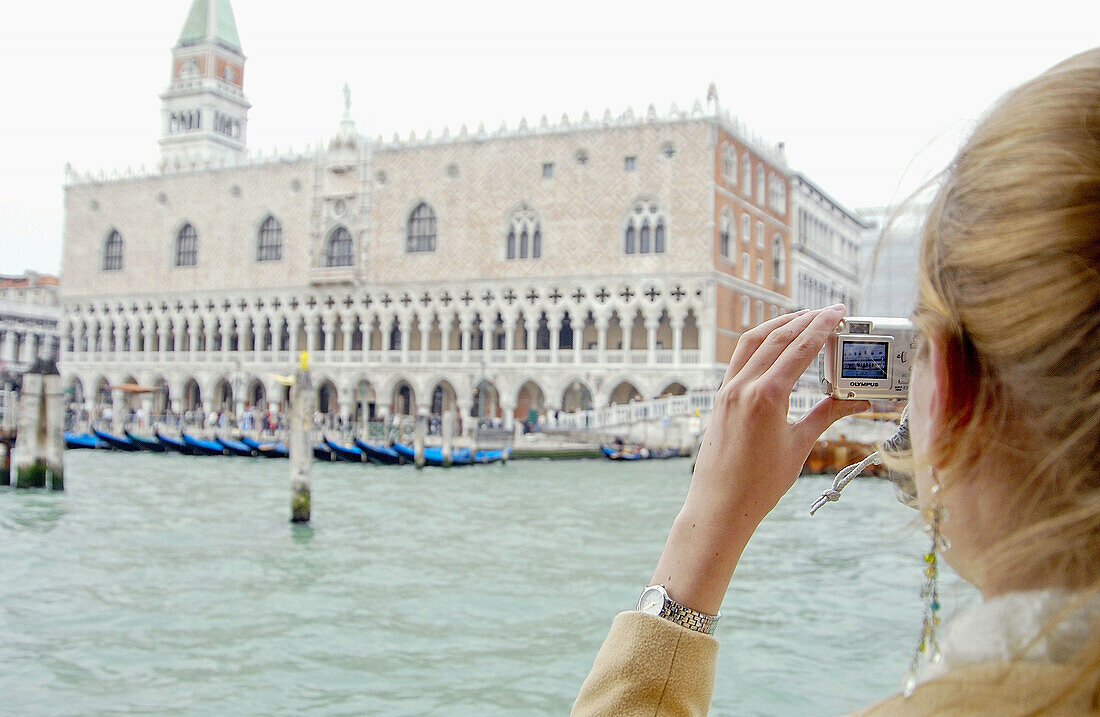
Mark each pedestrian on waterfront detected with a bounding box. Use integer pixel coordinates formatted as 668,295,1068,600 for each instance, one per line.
574,48,1100,715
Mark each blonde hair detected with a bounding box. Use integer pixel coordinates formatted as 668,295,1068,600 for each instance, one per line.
909,48,1100,709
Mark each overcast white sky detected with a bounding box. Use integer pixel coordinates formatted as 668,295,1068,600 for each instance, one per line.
0,0,1096,276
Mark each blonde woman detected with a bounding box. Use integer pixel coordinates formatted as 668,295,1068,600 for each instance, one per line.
574,48,1100,715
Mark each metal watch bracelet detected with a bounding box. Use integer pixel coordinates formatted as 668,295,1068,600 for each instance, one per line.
638,585,720,635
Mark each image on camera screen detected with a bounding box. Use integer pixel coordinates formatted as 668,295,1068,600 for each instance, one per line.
840,341,888,379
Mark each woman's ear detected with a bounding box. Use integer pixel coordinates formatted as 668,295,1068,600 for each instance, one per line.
923,332,952,439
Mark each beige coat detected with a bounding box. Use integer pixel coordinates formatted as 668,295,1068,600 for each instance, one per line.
573,612,1098,715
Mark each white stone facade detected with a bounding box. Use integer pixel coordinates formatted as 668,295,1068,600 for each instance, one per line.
56,1,820,432
790,173,866,312
0,272,61,375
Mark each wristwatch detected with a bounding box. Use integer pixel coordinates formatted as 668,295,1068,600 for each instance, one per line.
636,585,720,635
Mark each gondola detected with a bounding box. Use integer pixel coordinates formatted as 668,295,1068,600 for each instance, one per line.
182,433,228,457
64,431,104,450
354,439,405,466
471,447,510,464
125,430,168,453
323,438,366,463
92,428,139,452
601,445,683,461
240,436,289,459
392,443,474,467
156,431,204,456
216,436,256,457
314,443,337,461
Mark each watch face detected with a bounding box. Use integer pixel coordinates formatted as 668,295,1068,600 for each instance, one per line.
637,586,666,616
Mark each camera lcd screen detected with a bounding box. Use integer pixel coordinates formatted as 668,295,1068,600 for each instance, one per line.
840,341,888,379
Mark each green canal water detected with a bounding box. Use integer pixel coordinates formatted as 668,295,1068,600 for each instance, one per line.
0,452,971,716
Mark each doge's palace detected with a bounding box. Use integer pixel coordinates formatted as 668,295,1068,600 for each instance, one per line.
60,0,805,431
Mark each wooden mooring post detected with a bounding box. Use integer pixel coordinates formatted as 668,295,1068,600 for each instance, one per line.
288,352,314,523
413,413,427,469
13,358,64,490
441,409,455,468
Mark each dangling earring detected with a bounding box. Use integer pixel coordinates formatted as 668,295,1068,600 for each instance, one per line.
902,468,951,698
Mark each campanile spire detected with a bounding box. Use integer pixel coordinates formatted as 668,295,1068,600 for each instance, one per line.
159,0,251,165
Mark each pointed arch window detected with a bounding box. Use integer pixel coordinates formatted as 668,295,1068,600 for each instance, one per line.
718,210,732,259
325,226,353,267
257,215,283,262
722,144,737,183
406,202,437,253
623,198,667,255
175,224,197,267
741,154,752,195
506,205,542,260
773,235,786,285
103,230,123,271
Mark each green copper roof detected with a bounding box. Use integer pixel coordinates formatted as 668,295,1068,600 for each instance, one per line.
177,0,241,51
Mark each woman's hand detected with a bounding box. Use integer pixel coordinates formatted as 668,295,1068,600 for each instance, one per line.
650,306,870,615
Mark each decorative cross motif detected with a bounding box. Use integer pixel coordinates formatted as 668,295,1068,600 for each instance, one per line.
306,296,317,309
400,293,413,308
344,295,354,309
549,288,563,304
526,289,539,304
671,285,686,301
421,292,432,307
324,296,336,309
595,287,610,303
289,298,299,310
503,289,517,305
572,288,585,303
440,291,453,307
644,287,660,302
461,291,474,306
131,303,139,312
117,303,125,313
482,290,493,304
620,287,635,302
271,298,281,310
147,303,156,312
361,295,373,308
238,299,247,311
381,294,392,308
176,301,185,312
256,299,265,310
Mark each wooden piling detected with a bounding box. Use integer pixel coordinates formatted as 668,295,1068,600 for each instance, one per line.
13,358,64,490
0,442,10,486
288,352,313,523
441,410,455,468
413,413,426,470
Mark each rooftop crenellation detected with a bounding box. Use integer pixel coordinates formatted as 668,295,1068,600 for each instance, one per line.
65,87,787,186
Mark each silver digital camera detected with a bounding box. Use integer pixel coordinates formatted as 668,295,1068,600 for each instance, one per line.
820,317,918,400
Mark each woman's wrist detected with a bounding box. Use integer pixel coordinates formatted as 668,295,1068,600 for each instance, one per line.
649,506,760,616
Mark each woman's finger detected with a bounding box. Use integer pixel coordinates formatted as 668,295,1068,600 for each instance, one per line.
792,397,870,449
758,306,846,392
735,305,841,385
722,309,812,388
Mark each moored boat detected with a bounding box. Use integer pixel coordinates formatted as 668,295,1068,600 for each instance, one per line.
124,430,168,453
241,436,289,459
182,433,227,457
354,439,405,465
156,431,204,455
64,431,104,450
92,429,139,452
216,436,256,457
323,438,365,463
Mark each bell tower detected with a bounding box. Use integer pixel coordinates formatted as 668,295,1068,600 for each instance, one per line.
159,0,250,164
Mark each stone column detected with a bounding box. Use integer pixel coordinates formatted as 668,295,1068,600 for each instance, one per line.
288,317,299,355
188,322,200,359
480,324,491,364
419,319,430,365
549,316,561,364
459,318,472,365
323,318,335,356
400,317,411,364
457,399,474,439
525,323,536,363
504,317,516,363
306,317,318,354
671,315,685,365
500,398,516,432
700,284,717,371
646,315,660,365
595,314,609,365
343,321,354,362
440,318,451,364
